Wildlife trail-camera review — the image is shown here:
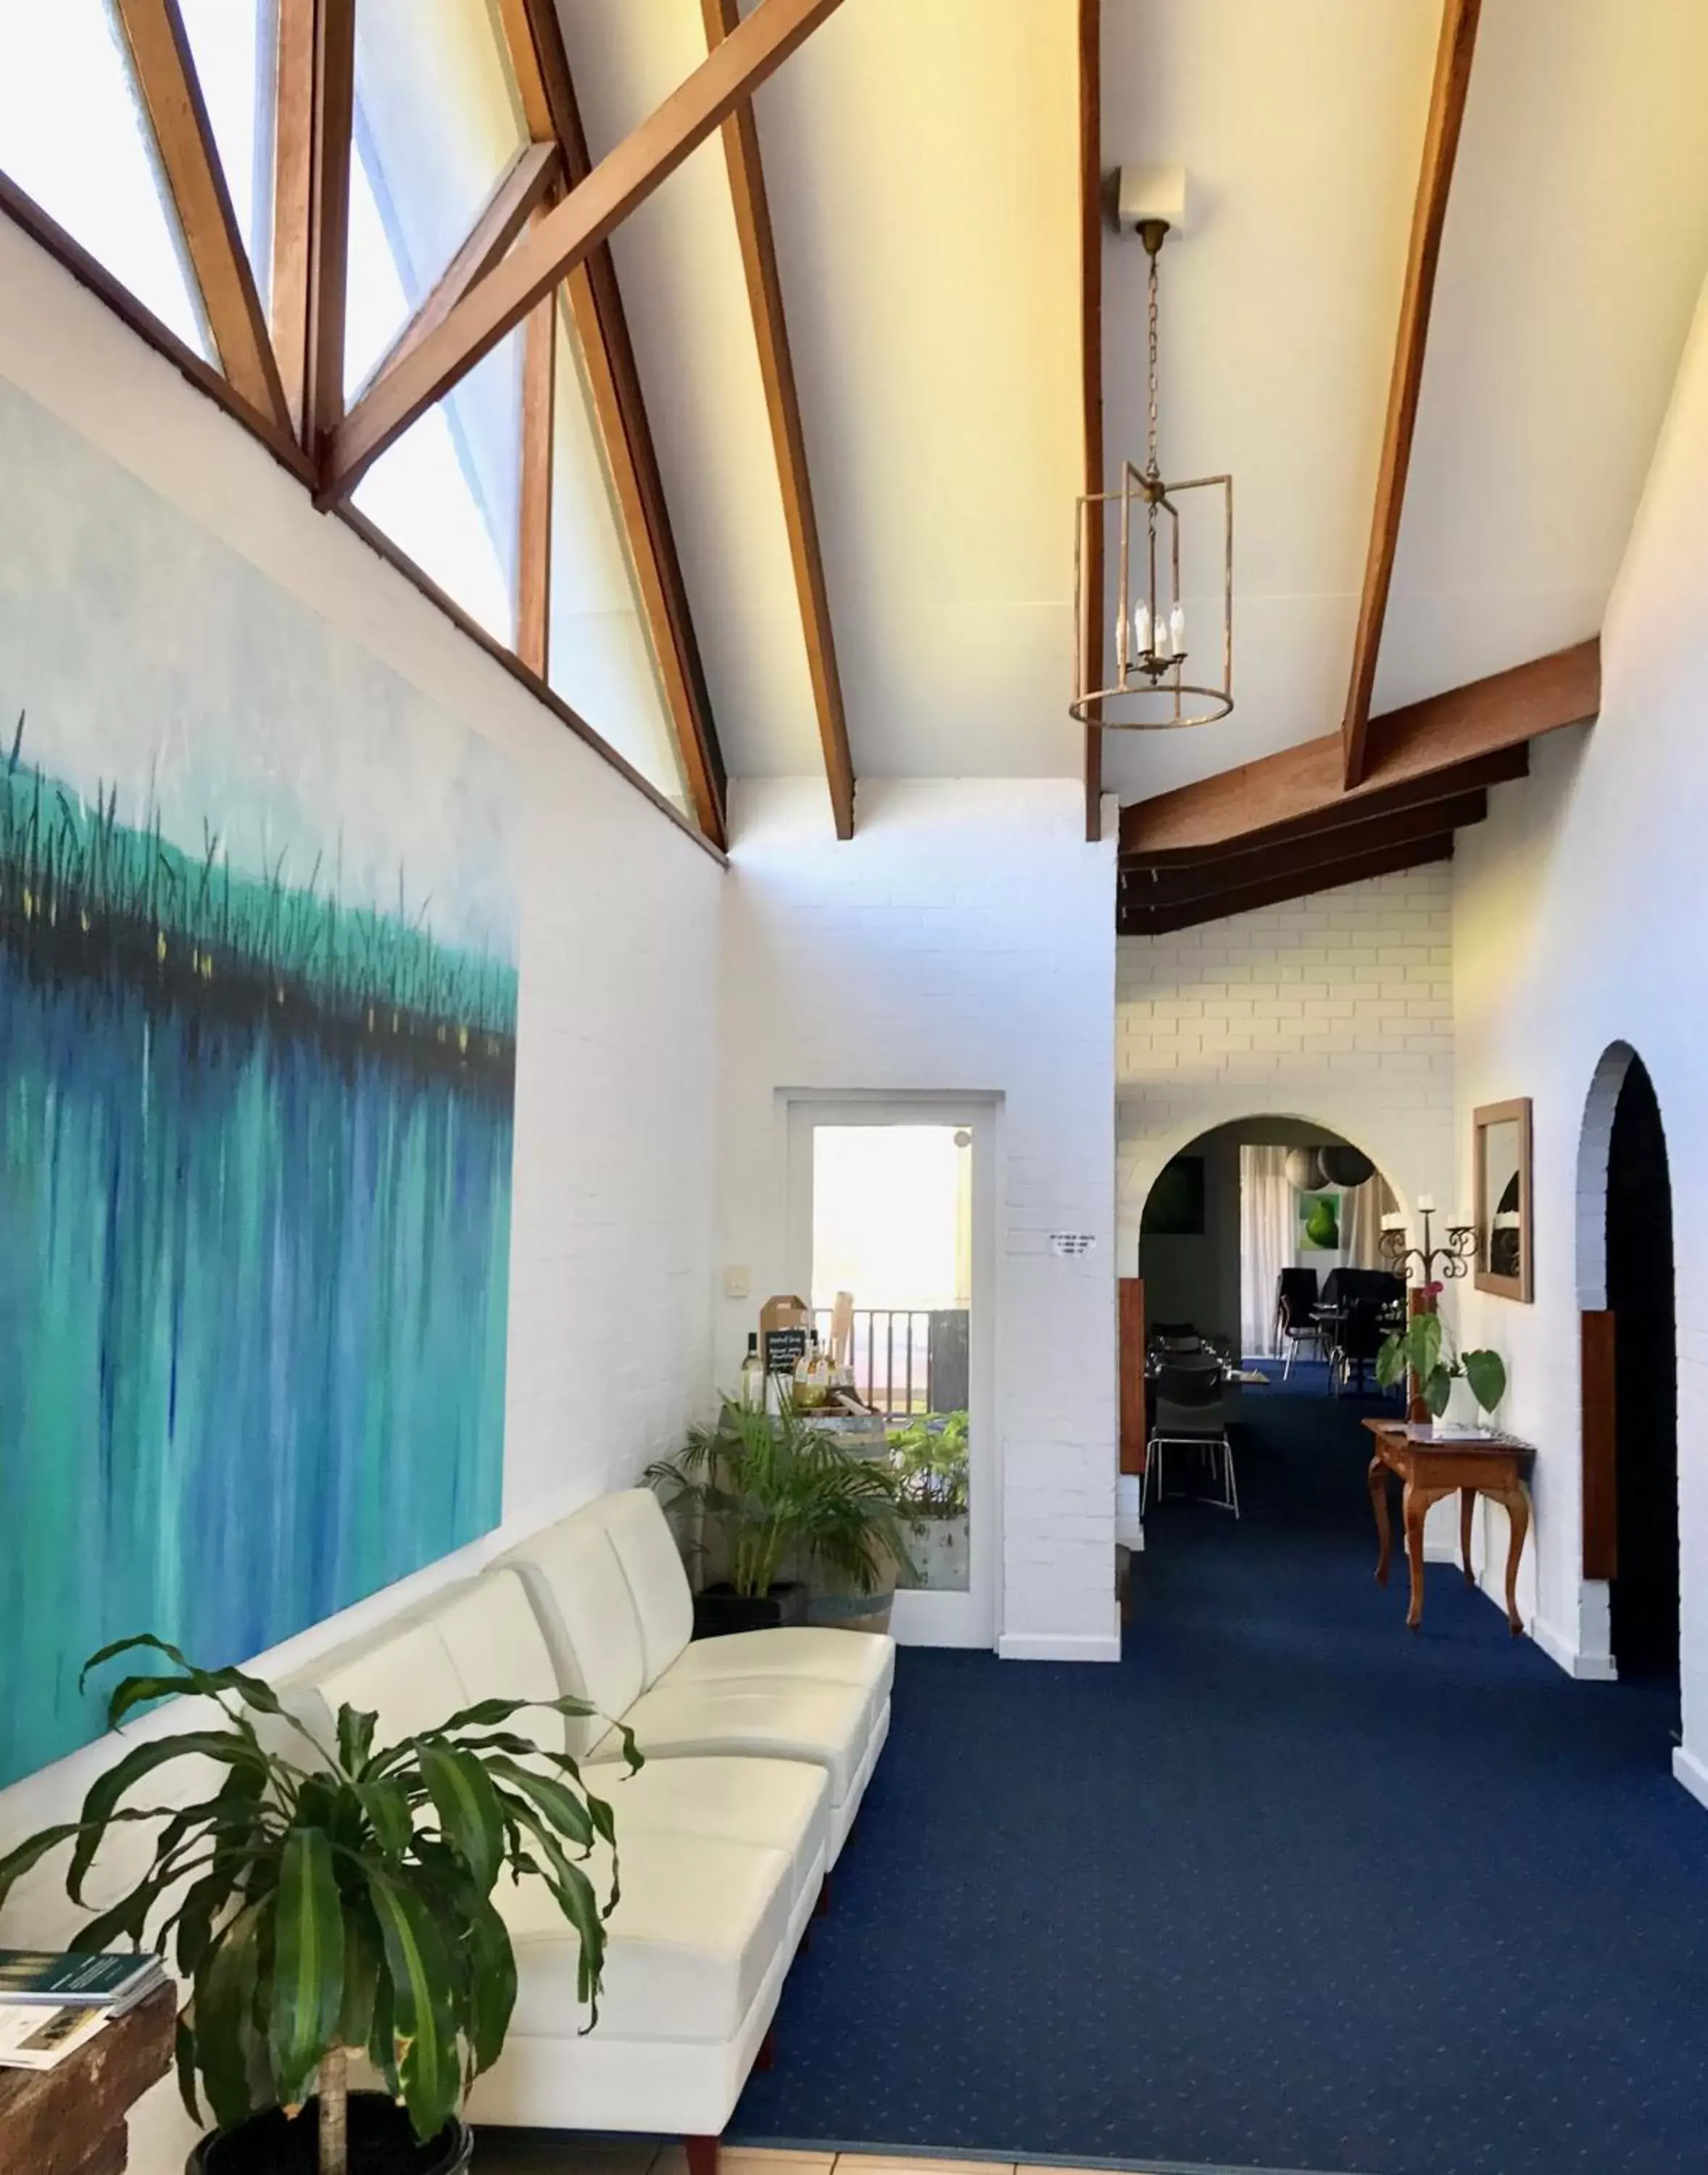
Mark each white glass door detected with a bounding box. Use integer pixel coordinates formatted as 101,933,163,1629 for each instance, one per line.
787,1099,995,1647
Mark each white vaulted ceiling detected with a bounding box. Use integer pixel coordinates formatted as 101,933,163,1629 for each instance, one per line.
557,0,1708,812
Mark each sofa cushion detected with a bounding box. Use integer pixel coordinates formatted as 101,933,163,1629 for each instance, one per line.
502,1517,648,1758
499,1828,791,2044
432,1573,562,1720
597,1491,695,1686
308,1617,464,1749
618,1677,871,1808
584,1752,829,1916
660,1626,894,1733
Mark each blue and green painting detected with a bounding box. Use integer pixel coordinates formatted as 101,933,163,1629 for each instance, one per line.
0,386,518,1786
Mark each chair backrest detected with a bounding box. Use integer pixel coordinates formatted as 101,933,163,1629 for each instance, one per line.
1322,1268,1403,1311
1150,1320,1198,1342
1335,1301,1392,1363
1276,1267,1319,1327
597,1489,696,1683
1154,1358,1225,1408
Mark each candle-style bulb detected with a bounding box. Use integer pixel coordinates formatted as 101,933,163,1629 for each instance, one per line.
1132,598,1151,659
1153,610,1172,661
1169,600,1186,654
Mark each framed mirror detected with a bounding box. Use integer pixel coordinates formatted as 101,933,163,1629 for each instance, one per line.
1474,1097,1533,1302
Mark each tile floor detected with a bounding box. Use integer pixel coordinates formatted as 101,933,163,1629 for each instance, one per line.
476,2144,1140,2175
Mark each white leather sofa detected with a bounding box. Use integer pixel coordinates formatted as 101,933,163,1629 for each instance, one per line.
0,1488,894,2171
278,1567,836,2147
501,1488,894,1863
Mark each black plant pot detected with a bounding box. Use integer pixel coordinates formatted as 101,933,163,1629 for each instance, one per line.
187,2092,472,2175
692,1579,810,1638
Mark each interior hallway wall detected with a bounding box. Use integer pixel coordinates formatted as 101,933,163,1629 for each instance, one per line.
716,777,1119,1661
0,212,721,1913
1452,261,1708,1812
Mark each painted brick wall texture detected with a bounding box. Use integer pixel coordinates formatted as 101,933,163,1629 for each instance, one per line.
1116,866,1458,1275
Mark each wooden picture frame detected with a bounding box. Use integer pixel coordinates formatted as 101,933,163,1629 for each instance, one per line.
1473,1096,1533,1302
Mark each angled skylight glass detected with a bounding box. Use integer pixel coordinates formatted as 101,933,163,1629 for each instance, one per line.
549,295,690,813
0,0,211,356
175,0,278,320
347,136,521,647
346,0,528,395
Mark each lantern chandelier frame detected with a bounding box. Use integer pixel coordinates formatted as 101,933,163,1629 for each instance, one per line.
1072,214,1234,731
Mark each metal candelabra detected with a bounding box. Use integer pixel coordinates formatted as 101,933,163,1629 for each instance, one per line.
1380,1204,1477,1290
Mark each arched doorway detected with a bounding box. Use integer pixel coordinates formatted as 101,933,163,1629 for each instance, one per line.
1607,1058,1680,1684
1579,1045,1680,1703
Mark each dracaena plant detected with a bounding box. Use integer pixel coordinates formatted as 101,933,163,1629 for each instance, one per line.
0,1636,638,2175
1376,1310,1507,1420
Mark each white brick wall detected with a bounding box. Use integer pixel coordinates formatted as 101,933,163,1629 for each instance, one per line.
1116,866,1459,1272
717,777,1119,1660
0,221,722,1864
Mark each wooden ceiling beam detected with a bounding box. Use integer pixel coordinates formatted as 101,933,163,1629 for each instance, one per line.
1079,0,1104,842
1127,744,1527,871
113,0,291,434
1119,834,1456,938
704,0,854,840
1124,789,1487,907
494,0,728,846
272,0,354,460
360,143,561,394
1121,639,1596,859
1341,0,1482,788
322,0,847,505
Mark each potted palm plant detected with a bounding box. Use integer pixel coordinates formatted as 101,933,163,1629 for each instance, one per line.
0,1636,635,2174
646,1399,910,1638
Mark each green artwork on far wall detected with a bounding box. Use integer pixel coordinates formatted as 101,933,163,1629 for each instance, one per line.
1298,1191,1343,1251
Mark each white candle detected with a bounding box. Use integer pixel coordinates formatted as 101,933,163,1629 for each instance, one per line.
1381,1212,1406,1232
1417,1194,1435,1214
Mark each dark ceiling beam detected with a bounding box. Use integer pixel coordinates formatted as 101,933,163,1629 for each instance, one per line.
1119,834,1456,938
1078,0,1103,842
703,0,854,840
1121,639,1596,859
270,0,354,460
323,0,847,505
1123,789,1488,907
113,0,292,434
1342,0,1482,787
1127,743,1527,871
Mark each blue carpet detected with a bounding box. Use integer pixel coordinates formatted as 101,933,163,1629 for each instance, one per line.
731,1364,1707,2175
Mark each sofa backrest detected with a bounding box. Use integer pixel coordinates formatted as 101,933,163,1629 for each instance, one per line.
499,1509,651,1756
283,1570,569,1760
598,1490,695,1686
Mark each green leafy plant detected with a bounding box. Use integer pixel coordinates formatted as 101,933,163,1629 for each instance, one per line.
0,1636,637,2175
645,1399,908,1599
887,1411,970,1519
1376,1311,1507,1421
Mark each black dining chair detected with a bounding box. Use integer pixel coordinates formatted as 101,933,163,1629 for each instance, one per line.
1330,1298,1390,1396
1143,1357,1238,1517
1274,1267,1322,1378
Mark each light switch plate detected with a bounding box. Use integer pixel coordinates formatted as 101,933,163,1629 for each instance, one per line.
722,1264,751,1301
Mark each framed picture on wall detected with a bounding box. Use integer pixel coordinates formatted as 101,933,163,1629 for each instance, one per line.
1143,1155,1206,1236
1295,1189,1343,1251
1474,1097,1533,1302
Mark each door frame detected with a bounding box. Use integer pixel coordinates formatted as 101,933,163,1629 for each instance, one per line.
784,1091,1000,1649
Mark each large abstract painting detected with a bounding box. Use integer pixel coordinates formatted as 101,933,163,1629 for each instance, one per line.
0,386,518,1786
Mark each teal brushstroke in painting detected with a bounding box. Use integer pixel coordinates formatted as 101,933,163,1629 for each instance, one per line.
0,385,520,1788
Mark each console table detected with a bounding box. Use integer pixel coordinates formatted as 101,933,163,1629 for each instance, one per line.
1362,1419,1535,1635
0,1981,174,2175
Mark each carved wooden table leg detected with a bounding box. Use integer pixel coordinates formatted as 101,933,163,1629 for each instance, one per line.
1369,1454,1392,1585
1401,1482,1454,1630
1459,1487,1477,1587
1491,1480,1532,1634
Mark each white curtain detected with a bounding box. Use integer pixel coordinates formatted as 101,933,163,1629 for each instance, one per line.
1239,1147,1293,1356
1344,1174,1398,1269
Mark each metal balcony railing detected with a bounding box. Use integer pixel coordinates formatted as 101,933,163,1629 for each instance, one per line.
811,1306,969,1421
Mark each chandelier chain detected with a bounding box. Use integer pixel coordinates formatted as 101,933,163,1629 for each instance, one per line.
1146,243,1160,478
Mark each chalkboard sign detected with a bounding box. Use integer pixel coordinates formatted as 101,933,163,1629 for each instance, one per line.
764,1327,809,1376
